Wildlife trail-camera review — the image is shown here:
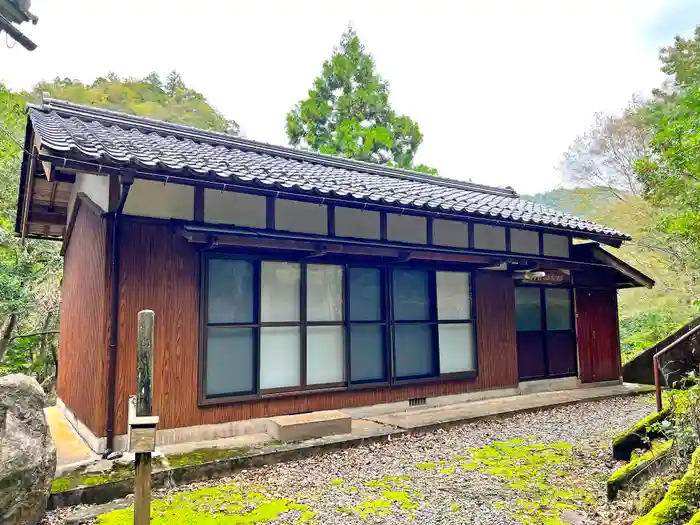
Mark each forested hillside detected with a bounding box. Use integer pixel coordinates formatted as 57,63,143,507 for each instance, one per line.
0,71,237,389
524,187,696,363
3,23,700,382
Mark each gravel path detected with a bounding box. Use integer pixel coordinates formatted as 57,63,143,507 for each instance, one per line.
44,395,654,524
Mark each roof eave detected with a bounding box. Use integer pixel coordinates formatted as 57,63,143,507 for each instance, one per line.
14,115,35,236
36,147,630,246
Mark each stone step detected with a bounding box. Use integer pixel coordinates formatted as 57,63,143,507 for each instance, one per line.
266,410,351,441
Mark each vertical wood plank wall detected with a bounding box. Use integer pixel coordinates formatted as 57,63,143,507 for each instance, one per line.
112,219,520,434
576,288,621,383
57,202,109,436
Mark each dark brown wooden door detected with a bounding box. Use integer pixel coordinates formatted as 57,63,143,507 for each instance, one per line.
576,289,620,383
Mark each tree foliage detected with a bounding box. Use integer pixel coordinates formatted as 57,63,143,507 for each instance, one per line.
560,97,649,199
0,71,237,385
286,27,433,173
34,71,240,135
556,24,700,363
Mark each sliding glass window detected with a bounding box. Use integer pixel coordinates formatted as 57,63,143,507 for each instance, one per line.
201,256,478,402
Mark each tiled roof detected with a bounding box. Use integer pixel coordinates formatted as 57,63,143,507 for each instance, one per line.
28,98,629,240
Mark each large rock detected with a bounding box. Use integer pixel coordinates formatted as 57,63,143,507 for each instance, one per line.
0,374,57,525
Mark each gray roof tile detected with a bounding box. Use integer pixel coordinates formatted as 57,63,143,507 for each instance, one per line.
28,99,629,240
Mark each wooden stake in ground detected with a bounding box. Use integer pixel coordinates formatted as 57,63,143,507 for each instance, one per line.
133,309,155,525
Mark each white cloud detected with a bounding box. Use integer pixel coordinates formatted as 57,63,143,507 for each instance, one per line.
0,0,682,193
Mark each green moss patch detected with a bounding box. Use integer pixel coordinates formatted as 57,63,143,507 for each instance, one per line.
634,446,700,524
51,464,137,493
51,447,254,494
165,446,252,468
607,440,673,501
458,439,595,524
336,475,424,520
96,484,314,524
612,408,670,461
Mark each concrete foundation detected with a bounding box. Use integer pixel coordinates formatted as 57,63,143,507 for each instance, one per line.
57,378,625,454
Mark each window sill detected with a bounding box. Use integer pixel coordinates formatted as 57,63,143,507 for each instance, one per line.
198,372,478,407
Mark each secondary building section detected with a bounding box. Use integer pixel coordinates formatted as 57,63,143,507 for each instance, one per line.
15,98,654,453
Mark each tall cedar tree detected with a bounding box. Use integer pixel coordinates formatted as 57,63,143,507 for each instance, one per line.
286,28,434,173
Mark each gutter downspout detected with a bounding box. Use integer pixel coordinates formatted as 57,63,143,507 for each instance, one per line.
105,171,134,456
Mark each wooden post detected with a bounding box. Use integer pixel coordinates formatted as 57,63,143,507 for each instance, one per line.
136,310,154,417
134,309,154,525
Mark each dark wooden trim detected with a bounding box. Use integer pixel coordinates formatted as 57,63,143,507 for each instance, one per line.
108,174,120,212
538,231,545,256
505,227,512,252
197,251,207,405
540,287,549,377
194,187,205,221
300,262,308,388
327,205,335,237
426,217,434,246
380,212,387,241
613,290,622,378
61,199,81,257
266,196,275,229
468,222,475,249
61,193,105,256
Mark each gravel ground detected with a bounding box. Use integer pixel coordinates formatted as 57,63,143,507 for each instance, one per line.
42,395,654,525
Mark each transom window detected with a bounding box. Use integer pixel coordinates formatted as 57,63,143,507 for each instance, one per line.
201,255,477,401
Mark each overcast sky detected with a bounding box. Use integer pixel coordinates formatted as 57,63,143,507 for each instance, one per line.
1,0,698,194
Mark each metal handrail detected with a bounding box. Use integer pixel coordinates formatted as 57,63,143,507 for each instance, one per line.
654,322,700,411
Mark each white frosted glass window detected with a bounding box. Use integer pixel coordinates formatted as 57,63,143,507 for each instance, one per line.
205,327,255,396
307,326,344,385
261,262,300,322
473,224,506,251
438,324,476,374
307,265,343,322
510,228,540,254
543,233,570,258
260,327,301,389
436,272,471,320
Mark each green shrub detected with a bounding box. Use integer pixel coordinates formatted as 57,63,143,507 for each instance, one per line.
619,310,690,364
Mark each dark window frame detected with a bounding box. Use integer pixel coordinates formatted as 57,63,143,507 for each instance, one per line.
198,252,478,406
514,282,577,380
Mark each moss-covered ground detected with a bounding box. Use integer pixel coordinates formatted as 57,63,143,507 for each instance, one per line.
51,447,254,493
96,437,603,524
51,463,138,493
97,484,315,524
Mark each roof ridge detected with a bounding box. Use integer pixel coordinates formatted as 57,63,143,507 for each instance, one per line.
35,97,519,198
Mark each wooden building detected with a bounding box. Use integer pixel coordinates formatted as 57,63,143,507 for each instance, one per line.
15,98,654,453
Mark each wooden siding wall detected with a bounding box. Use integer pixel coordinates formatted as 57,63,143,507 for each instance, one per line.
57,201,109,436
113,219,520,433
576,289,621,383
